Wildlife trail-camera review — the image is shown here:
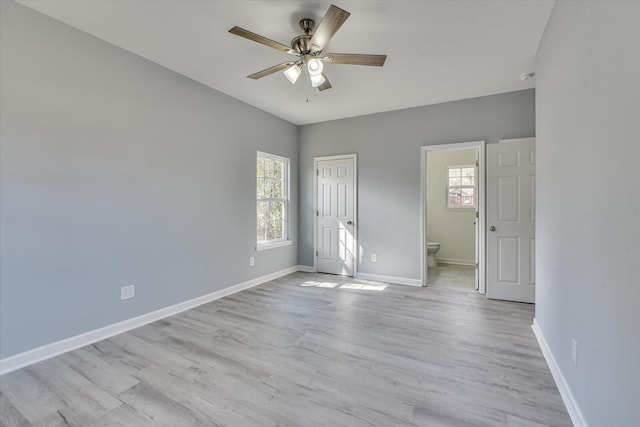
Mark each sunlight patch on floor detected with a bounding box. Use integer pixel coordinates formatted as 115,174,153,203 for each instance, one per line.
300,281,387,291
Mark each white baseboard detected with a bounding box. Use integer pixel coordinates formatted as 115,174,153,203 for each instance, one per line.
356,272,422,287
295,265,315,273
0,265,304,375
436,257,475,266
532,319,587,427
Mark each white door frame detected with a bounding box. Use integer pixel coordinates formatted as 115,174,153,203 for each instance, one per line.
421,141,486,292
313,154,358,276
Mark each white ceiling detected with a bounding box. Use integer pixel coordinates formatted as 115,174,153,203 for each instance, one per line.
18,0,554,125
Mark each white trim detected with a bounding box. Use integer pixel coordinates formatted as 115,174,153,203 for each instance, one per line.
256,150,289,163
313,154,358,277
256,240,292,251
296,265,315,273
499,137,536,145
0,265,305,376
421,141,486,294
532,319,588,427
436,258,475,266
355,272,422,287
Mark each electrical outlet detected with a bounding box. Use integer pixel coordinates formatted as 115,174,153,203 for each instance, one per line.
250,256,255,267
571,338,578,365
371,253,377,263
121,284,135,301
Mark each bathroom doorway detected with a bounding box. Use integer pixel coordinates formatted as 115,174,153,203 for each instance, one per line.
421,141,486,292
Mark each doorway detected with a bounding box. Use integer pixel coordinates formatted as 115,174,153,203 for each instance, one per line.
421,141,486,292
314,154,358,276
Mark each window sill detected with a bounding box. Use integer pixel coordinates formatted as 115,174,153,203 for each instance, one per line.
256,240,293,251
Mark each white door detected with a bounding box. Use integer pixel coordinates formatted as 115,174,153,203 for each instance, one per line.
486,138,535,303
316,156,356,276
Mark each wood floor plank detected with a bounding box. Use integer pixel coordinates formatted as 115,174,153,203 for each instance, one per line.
0,272,572,426
0,369,68,424
0,391,30,427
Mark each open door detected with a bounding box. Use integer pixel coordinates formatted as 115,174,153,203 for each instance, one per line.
486,138,536,303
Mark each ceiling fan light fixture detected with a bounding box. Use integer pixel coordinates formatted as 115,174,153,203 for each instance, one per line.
283,64,302,84
310,73,326,88
307,58,324,76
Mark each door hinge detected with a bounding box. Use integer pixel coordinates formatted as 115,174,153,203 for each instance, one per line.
316,169,319,176
475,160,479,167
316,250,318,257
475,263,479,269
475,211,479,219
316,210,319,216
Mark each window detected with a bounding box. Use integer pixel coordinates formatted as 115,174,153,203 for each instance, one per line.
256,152,290,249
447,165,476,208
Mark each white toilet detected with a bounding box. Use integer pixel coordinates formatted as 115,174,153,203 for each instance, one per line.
427,242,441,267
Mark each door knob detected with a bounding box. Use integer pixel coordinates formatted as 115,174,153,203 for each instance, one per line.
347,221,353,225
489,226,496,232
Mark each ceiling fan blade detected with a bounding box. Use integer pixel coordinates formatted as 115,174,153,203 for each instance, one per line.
229,26,292,53
325,53,387,66
309,5,350,52
248,62,295,80
318,73,332,91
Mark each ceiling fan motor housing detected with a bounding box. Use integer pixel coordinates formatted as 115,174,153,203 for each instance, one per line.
291,34,312,54
292,18,317,54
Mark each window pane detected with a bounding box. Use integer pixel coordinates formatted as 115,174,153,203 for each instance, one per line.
273,179,283,198
263,179,273,198
449,177,461,186
273,160,283,179
448,188,461,206
257,201,268,223
449,168,461,178
274,220,284,239
267,221,277,241
461,188,474,206
461,176,474,186
268,202,283,222
264,159,274,177
462,167,474,177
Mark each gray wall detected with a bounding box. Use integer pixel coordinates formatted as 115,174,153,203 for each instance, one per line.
535,1,640,425
299,90,535,279
0,1,298,359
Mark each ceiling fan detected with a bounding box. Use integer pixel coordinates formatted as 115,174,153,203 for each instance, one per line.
229,4,387,91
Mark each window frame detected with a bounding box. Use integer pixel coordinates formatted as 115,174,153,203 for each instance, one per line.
446,164,476,210
256,151,292,251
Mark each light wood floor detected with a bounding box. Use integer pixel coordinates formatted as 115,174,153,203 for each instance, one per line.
428,264,476,291
0,272,571,427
